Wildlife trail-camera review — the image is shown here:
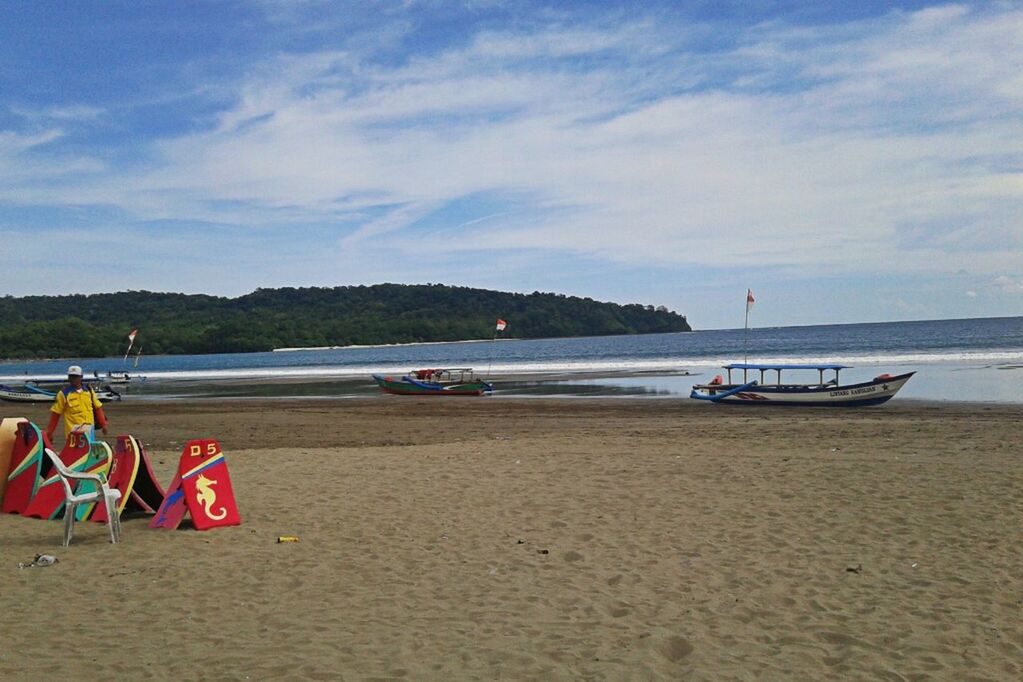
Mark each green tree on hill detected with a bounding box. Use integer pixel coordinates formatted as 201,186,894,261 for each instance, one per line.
0,284,691,359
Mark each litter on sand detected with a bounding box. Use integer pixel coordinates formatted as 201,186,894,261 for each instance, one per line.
19,554,59,569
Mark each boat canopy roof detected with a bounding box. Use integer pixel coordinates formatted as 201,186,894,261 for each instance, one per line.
724,363,849,371
414,367,474,372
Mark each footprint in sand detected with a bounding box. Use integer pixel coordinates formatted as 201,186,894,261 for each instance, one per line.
609,603,632,618
658,636,694,662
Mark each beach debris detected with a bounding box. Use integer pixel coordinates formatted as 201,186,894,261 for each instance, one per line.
846,564,862,574
517,539,525,544
107,567,157,577
830,447,842,452
276,536,300,543
19,554,59,569
911,563,918,568
537,549,550,555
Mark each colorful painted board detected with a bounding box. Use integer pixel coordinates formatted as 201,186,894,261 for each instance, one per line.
150,439,240,530
21,430,91,520
180,440,241,530
0,417,27,504
73,440,114,521
3,421,47,514
125,436,166,512
90,434,138,522
92,435,166,523
149,470,186,529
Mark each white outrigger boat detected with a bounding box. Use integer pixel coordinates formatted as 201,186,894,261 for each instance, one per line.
92,370,145,384
0,384,55,403
690,363,914,407
0,383,122,403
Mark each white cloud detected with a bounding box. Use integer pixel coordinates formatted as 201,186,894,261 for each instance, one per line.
993,275,1023,295
0,129,64,155
3,3,1023,287
9,104,105,122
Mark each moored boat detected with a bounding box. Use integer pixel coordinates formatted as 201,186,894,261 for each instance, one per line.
91,370,145,384
13,383,123,403
690,363,914,407
0,384,55,403
372,368,494,396
26,372,143,391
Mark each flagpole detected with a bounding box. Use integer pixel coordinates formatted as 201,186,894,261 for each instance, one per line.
743,303,749,365
488,319,506,378
123,329,138,365
743,290,752,365
487,328,496,378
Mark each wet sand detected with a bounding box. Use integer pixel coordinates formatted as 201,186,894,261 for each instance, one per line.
2,399,1021,680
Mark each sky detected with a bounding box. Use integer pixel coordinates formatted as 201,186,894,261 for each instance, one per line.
1,0,1021,329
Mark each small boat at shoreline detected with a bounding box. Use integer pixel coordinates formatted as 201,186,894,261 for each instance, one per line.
92,370,145,384
0,383,123,403
372,368,494,396
0,384,55,403
22,372,144,390
690,363,914,407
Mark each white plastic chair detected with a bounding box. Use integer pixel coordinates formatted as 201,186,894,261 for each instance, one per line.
43,448,122,546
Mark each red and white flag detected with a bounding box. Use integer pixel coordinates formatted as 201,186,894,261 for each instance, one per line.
124,328,139,360
746,289,755,314
495,318,507,332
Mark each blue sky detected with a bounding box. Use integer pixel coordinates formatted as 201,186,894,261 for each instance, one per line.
1,1,1021,329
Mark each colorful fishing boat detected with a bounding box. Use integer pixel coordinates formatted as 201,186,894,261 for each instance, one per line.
372,368,494,396
0,385,54,403
0,383,123,403
23,372,144,391
690,363,914,407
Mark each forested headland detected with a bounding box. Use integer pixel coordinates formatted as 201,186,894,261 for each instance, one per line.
0,284,691,359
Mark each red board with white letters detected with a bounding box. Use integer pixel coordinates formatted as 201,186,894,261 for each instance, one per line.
150,439,240,531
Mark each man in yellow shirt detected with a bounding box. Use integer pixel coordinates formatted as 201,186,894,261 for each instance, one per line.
45,365,109,443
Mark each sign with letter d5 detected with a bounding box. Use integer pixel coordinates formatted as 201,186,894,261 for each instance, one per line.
150,439,241,530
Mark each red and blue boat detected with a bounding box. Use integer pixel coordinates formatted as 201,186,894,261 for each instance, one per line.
372,368,494,396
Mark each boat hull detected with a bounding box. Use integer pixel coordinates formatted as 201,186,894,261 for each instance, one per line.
0,387,53,403
372,375,492,396
690,372,915,407
4,384,121,403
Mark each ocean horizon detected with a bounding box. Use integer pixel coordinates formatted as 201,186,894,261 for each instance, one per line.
2,315,1021,403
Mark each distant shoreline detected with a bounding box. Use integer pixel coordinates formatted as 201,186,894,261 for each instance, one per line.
272,338,519,352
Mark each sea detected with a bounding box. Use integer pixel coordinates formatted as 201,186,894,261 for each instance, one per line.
1,316,1022,403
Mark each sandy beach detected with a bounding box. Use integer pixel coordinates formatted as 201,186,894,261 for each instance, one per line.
2,398,1021,680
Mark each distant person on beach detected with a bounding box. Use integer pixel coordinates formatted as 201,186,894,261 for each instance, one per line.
45,365,109,443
